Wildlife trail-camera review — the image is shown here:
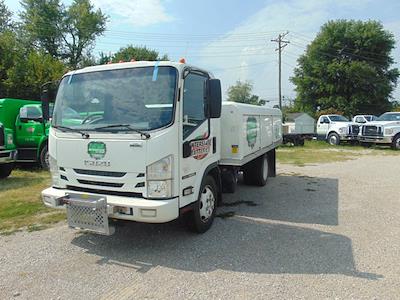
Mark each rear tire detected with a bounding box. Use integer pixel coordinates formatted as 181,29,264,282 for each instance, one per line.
40,145,49,170
391,135,400,150
243,154,268,186
327,133,340,146
0,163,13,179
186,175,217,233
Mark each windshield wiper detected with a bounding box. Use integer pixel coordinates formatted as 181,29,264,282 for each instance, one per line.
93,124,151,139
53,125,90,139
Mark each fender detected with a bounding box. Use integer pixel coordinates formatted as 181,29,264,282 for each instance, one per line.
36,136,48,159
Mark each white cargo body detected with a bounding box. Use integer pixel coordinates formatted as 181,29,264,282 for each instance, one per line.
220,102,282,166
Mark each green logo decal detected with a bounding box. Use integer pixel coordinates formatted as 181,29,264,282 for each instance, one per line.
246,117,258,148
88,141,106,160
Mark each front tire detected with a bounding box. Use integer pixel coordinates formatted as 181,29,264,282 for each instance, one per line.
0,163,13,179
40,145,49,170
327,133,340,146
392,135,400,150
186,175,217,233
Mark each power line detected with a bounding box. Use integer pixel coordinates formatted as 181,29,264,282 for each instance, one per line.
271,31,290,109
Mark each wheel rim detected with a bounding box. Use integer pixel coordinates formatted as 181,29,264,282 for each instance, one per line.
199,185,215,222
45,151,50,168
329,135,337,145
263,157,269,181
395,138,400,150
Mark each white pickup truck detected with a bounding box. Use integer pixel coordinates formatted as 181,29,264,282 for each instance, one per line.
40,60,282,235
358,112,400,150
316,114,360,145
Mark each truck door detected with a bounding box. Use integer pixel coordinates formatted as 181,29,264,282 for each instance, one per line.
180,71,217,208
15,106,45,147
317,116,330,139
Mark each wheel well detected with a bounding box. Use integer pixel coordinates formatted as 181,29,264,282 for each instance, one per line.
205,166,222,205
393,133,400,143
38,139,48,157
327,131,338,137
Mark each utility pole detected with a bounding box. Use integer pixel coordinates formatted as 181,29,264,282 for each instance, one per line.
271,32,290,109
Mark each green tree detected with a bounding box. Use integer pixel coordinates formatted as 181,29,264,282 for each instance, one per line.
108,45,168,63
291,20,399,116
20,0,107,68
4,50,66,99
227,81,266,106
0,0,12,32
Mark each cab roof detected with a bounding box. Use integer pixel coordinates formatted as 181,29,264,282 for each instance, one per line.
64,61,211,77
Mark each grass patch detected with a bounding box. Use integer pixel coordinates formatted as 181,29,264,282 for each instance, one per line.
0,169,65,234
277,140,399,166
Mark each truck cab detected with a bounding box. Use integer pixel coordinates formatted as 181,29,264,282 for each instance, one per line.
359,112,400,149
317,114,359,145
0,99,50,178
41,61,282,234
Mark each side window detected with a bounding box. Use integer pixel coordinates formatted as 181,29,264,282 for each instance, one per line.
183,73,207,139
356,117,364,123
322,117,330,123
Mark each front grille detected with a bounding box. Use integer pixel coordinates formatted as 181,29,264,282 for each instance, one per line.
350,125,360,135
0,125,4,147
66,185,143,198
363,125,382,136
0,152,10,158
74,169,126,177
77,179,124,188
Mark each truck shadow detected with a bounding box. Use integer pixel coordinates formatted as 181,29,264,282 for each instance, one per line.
220,174,339,226
71,175,380,279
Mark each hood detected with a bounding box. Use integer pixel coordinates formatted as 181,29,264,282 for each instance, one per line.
365,121,400,126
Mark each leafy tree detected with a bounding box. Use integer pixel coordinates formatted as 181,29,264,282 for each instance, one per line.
227,81,266,106
20,0,107,68
0,31,20,98
108,45,168,63
4,51,66,99
0,0,12,32
291,20,399,117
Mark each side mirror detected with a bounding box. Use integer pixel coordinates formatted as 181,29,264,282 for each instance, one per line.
205,79,222,119
41,88,50,123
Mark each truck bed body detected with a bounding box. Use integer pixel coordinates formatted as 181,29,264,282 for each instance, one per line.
219,102,282,166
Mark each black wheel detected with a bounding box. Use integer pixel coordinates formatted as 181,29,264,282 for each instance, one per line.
360,142,372,148
0,163,13,179
327,133,340,146
40,144,49,170
186,176,217,233
391,135,400,150
221,170,237,193
298,138,305,146
243,154,268,186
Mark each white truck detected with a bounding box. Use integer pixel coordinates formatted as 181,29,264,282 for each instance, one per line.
358,112,400,150
316,114,360,145
41,61,282,235
352,115,377,124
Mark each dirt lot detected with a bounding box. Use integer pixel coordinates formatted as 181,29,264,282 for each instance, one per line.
1,154,399,299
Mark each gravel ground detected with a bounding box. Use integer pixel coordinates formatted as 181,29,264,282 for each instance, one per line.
1,154,399,300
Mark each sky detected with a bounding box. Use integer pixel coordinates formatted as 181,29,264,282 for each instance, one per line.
5,0,400,105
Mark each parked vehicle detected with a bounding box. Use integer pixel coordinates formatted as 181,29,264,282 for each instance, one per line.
353,115,377,124
41,61,282,235
0,121,17,178
282,112,315,146
359,112,400,150
0,99,50,177
316,114,360,145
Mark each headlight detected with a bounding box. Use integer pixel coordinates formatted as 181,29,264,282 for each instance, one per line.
385,128,393,135
6,133,13,145
49,155,60,187
339,127,347,134
146,155,173,198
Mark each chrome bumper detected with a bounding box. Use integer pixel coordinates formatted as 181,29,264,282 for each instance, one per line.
358,136,392,144
0,150,17,164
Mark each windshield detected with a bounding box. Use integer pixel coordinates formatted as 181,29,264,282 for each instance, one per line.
52,66,177,131
329,115,349,122
376,113,400,122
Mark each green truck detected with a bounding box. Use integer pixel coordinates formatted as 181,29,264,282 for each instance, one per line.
0,98,50,178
